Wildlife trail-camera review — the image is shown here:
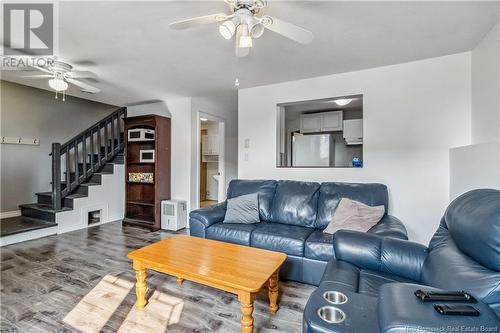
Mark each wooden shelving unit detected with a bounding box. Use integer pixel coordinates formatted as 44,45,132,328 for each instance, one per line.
122,115,171,231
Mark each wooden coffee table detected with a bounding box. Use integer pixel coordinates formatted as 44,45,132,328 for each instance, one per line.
127,235,287,333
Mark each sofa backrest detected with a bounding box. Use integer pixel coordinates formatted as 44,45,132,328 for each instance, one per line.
227,179,277,222
227,179,390,228
421,189,500,308
315,182,389,229
269,180,321,227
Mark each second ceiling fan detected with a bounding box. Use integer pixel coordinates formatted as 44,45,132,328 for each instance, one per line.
169,0,314,57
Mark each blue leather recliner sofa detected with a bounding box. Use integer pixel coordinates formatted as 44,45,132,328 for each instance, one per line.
189,179,408,285
303,189,500,332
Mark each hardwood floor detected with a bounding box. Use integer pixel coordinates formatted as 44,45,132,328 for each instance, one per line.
0,221,314,332
200,200,218,208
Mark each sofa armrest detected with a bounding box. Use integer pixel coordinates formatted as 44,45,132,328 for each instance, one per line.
333,230,428,282
378,283,500,333
189,202,227,237
368,214,408,240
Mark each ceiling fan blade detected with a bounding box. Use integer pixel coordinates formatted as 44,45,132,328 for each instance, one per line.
235,26,250,57
66,78,100,93
21,74,53,78
67,71,98,79
261,15,314,44
169,13,229,30
31,65,54,74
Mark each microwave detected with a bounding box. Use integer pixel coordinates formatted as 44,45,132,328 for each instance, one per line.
139,149,155,163
128,128,155,142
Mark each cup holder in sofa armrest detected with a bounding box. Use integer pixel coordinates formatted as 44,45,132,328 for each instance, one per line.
323,291,348,305
318,306,346,324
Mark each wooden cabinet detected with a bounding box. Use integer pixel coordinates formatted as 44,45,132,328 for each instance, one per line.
123,115,171,231
300,111,343,133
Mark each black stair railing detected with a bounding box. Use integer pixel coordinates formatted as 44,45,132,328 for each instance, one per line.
51,107,127,210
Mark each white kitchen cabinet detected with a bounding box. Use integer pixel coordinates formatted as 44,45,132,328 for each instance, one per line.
300,111,343,133
321,111,343,131
202,134,219,155
300,114,323,133
343,119,363,145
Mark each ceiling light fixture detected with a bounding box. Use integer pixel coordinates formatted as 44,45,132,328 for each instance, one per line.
246,17,264,38
219,19,237,40
334,98,353,106
48,78,68,92
238,24,253,48
48,74,68,101
200,117,208,122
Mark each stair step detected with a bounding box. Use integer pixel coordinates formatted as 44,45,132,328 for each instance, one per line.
19,203,71,222
0,216,57,237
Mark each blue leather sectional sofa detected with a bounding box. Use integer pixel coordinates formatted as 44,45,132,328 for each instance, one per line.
189,179,408,285
303,189,500,332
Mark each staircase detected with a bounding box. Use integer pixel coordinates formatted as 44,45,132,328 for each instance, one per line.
1,107,127,246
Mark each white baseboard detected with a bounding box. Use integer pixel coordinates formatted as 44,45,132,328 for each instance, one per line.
0,226,57,246
0,210,21,219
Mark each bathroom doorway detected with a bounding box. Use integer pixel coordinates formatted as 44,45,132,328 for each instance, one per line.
198,113,225,208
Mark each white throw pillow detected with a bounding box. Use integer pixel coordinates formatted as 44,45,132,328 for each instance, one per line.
223,193,260,224
323,198,385,234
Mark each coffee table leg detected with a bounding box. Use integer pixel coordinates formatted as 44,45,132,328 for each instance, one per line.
176,277,184,285
133,261,147,309
268,270,279,314
238,291,255,333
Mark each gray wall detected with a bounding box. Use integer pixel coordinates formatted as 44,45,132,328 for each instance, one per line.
0,81,118,212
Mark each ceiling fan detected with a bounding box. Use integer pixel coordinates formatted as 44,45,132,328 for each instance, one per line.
22,58,100,101
169,0,314,57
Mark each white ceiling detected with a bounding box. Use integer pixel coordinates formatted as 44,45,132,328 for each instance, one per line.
2,1,499,106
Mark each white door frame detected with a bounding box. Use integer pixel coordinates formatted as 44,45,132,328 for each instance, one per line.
196,111,226,209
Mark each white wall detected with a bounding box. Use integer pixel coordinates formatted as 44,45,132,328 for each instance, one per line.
450,21,500,199
471,21,500,144
450,142,500,200
238,53,471,244
190,93,238,209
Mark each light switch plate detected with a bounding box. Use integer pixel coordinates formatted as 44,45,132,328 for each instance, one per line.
244,138,250,148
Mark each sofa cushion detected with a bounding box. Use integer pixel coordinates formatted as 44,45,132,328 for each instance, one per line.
251,223,314,256
223,193,260,224
315,182,389,229
205,223,257,246
323,198,385,234
304,230,334,261
227,179,277,222
269,180,320,227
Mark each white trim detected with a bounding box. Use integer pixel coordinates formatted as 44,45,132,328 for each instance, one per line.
0,226,57,246
196,111,226,210
0,210,21,219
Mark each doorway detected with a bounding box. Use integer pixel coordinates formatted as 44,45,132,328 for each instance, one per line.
198,113,225,209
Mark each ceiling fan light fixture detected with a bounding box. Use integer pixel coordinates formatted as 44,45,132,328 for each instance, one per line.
245,17,264,38
48,78,68,92
219,20,236,40
334,98,353,106
238,24,253,48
